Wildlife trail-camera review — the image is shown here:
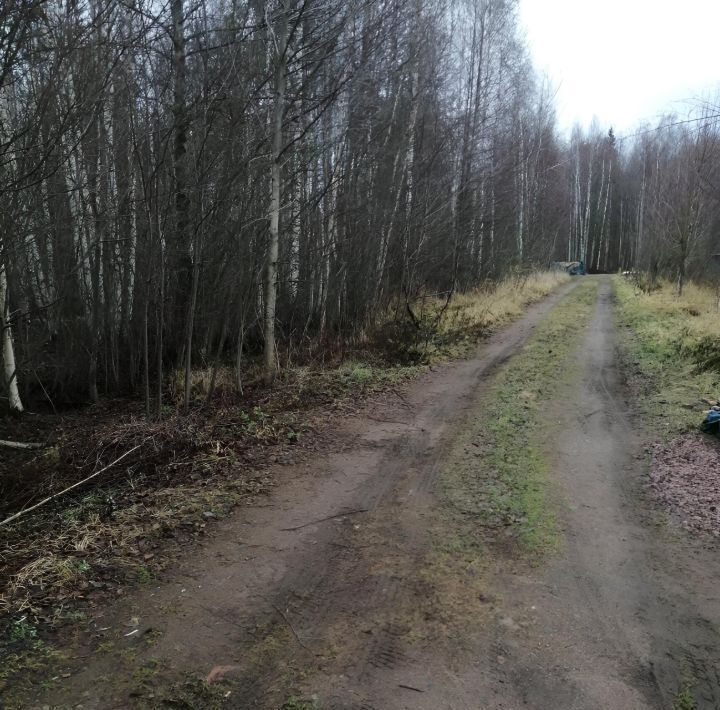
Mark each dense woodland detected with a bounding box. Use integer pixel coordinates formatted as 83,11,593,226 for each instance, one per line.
1,0,719,415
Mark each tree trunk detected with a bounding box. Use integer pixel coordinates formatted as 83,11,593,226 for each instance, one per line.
183,240,200,411
0,260,23,413
263,0,289,384
171,0,191,360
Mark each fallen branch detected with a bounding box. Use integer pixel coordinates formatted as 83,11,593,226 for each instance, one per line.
281,508,369,531
0,439,45,450
399,684,424,693
269,602,312,653
389,388,413,411
0,443,145,528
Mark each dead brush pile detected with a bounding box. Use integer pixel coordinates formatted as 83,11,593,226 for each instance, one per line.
0,363,418,625
0,399,307,623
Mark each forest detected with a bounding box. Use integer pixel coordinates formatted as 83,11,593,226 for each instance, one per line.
1,0,719,413
4,1,720,706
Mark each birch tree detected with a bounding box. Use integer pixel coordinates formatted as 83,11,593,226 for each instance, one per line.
0,256,23,412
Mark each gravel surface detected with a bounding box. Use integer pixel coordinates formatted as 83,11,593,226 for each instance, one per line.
651,432,720,538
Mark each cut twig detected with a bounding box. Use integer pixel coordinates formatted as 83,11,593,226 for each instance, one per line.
0,439,45,450
281,508,369,532
0,443,145,528
34,368,58,416
269,602,312,653
389,388,413,411
398,684,424,693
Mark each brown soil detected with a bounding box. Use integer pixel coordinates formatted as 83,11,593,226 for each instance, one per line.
13,277,720,710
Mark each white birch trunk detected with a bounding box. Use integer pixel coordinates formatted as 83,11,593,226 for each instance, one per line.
374,63,420,305
636,158,647,268
592,159,606,271
601,161,612,270
571,148,581,261
516,126,525,261
581,150,593,264
0,261,23,412
489,177,496,272
263,0,289,383
618,199,624,270
401,67,420,288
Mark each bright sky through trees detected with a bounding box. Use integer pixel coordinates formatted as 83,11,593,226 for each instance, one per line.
520,0,720,134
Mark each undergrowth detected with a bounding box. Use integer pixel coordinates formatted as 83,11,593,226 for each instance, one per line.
439,278,598,559
156,675,232,709
613,276,720,436
0,620,63,701
673,663,699,710
674,687,698,710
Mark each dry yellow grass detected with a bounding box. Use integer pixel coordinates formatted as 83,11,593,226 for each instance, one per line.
614,275,720,435
443,270,571,331
375,270,570,365
616,277,720,353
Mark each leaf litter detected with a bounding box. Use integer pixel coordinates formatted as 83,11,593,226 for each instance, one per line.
650,433,720,539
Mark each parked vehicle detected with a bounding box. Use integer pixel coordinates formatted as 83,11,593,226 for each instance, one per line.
551,260,586,275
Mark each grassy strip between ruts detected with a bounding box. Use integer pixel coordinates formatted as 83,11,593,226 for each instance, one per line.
438,278,599,560
613,276,720,436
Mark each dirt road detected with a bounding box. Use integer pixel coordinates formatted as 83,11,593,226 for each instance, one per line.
29,277,720,710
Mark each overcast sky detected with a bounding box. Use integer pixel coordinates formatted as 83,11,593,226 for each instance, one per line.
519,0,720,136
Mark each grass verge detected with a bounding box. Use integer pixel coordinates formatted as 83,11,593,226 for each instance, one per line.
614,275,720,540
615,276,720,709
439,278,598,559
613,276,720,436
